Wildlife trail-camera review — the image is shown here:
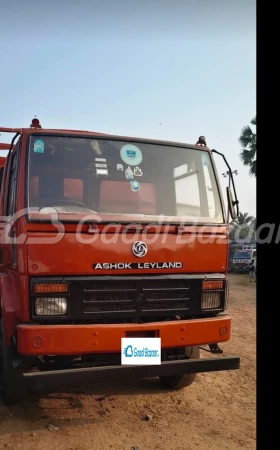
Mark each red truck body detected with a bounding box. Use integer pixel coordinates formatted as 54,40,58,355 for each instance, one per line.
0,119,240,404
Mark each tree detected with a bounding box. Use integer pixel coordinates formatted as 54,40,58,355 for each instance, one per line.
239,116,256,177
229,212,255,242
250,217,256,231
232,212,254,227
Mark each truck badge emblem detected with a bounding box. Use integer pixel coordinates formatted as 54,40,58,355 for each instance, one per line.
132,241,147,258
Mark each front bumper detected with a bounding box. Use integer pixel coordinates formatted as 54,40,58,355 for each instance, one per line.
16,315,231,356
233,265,249,271
22,356,240,383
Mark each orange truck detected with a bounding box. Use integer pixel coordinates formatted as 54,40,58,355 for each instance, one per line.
0,119,240,404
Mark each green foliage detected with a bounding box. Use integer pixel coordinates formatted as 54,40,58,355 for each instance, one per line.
229,212,256,241
239,116,256,177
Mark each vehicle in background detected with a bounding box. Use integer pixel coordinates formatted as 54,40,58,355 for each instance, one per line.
232,248,256,272
242,244,256,251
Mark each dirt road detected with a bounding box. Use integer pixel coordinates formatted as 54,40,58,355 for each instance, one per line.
0,274,256,450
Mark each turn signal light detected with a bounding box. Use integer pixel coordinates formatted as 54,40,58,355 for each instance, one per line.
202,280,223,290
34,282,68,294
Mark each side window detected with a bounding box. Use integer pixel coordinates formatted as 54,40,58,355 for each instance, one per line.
6,149,19,217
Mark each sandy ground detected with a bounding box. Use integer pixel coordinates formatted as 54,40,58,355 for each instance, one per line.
0,274,256,450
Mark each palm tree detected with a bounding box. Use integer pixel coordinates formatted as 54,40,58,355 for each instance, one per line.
239,116,256,177
230,212,255,241
250,218,256,231
232,212,254,227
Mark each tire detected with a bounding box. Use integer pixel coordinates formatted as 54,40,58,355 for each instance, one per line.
0,319,26,405
159,346,200,389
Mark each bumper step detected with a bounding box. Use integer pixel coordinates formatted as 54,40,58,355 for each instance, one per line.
23,356,240,383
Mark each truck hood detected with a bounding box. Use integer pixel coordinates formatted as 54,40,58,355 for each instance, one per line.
26,223,228,276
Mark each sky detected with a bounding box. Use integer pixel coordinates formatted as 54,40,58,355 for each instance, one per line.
0,0,256,216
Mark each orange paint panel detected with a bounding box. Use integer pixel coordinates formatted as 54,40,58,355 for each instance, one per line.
16,315,231,356
27,232,227,275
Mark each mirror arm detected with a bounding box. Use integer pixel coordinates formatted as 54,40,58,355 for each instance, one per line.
211,149,239,217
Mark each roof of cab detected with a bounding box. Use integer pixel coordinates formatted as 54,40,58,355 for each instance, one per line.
0,119,211,152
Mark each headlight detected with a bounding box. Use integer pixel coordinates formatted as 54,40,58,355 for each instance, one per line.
201,279,228,311
35,297,68,316
201,292,221,310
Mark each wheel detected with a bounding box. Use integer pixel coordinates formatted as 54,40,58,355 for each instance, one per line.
159,346,200,389
0,319,26,405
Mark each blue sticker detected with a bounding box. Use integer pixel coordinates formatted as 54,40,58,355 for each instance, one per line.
130,180,140,192
201,152,209,166
120,144,143,166
33,139,44,153
125,166,134,179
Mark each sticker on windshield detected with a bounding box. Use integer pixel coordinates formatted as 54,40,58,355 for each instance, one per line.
33,139,44,153
95,157,106,162
133,166,143,177
90,140,102,155
120,144,143,166
130,180,140,192
201,152,209,166
117,164,124,171
96,168,108,176
125,166,134,179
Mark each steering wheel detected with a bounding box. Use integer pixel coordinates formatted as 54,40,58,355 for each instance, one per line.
40,198,91,209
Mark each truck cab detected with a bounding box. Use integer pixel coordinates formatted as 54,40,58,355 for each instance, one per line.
0,119,240,404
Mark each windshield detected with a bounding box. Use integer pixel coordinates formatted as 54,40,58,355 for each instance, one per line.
27,135,224,223
233,251,252,259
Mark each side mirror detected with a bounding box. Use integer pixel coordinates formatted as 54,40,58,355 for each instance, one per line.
226,186,238,220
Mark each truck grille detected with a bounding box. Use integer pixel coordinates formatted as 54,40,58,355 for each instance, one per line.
83,279,191,316
30,275,224,323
